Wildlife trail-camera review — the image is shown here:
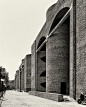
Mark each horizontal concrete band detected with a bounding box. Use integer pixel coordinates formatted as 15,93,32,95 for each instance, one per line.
29,91,63,102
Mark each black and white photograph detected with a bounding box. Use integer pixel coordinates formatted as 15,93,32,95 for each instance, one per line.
0,0,86,107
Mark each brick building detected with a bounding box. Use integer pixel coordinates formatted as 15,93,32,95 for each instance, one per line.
24,54,31,92
18,54,31,92
30,0,86,100
15,70,19,91
19,59,25,92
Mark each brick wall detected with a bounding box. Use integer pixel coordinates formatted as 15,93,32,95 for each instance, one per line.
36,0,73,49
31,0,79,100
31,41,37,91
16,70,19,90
46,17,69,94
19,59,25,91
21,59,24,91
76,0,86,99
24,54,31,92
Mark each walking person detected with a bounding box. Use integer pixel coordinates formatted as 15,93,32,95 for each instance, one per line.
80,92,84,104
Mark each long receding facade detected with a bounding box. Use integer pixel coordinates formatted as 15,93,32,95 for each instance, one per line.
15,54,31,92
30,0,86,100
15,70,19,91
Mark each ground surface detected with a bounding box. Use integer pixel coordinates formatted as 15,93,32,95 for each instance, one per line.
0,90,86,107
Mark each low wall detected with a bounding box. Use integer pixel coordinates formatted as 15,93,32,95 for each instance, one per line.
29,91,63,102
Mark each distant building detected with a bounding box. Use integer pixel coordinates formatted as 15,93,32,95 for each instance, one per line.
8,80,15,90
19,59,25,92
15,70,19,91
18,54,31,92
24,54,31,92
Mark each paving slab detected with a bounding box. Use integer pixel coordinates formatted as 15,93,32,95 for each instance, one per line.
1,90,86,107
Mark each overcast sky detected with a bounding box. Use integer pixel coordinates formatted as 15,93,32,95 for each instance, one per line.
0,0,57,80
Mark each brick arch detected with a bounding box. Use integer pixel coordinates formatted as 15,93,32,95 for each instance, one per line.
49,7,69,34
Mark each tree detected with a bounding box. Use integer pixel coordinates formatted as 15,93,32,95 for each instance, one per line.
0,66,2,80
0,66,3,91
4,72,9,85
0,66,9,85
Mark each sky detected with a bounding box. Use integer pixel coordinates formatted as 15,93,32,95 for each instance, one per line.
0,0,57,80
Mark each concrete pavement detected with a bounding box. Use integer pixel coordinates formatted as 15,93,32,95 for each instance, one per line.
1,90,86,107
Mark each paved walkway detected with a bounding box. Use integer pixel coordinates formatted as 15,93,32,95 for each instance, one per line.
1,90,86,107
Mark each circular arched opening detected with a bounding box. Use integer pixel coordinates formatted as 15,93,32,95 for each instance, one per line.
49,7,69,34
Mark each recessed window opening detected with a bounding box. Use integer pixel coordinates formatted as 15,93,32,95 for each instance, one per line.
41,56,46,62
40,71,46,77
49,7,69,33
41,82,46,88
40,43,46,51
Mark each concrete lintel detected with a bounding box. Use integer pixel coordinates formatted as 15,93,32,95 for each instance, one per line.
36,40,46,52
48,8,71,38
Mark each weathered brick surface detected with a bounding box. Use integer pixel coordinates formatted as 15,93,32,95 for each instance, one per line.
46,17,69,94
76,0,86,99
31,41,37,91
69,0,76,99
21,59,25,91
31,0,86,101
24,54,31,92
34,0,76,99
31,0,75,99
